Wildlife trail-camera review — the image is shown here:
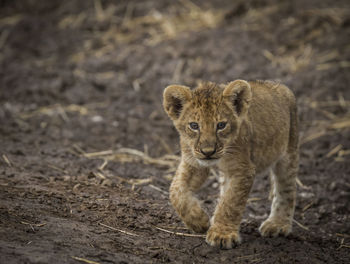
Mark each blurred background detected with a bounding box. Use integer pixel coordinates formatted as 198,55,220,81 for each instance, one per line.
0,0,349,263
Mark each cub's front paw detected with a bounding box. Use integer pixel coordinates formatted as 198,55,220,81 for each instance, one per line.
206,225,241,249
184,210,210,233
259,218,292,237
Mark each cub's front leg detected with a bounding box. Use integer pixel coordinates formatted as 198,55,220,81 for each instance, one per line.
169,160,210,233
206,164,255,249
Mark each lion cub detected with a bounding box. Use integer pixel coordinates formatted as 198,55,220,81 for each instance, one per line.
163,80,298,249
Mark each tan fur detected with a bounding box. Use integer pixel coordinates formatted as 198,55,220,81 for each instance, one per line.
163,80,299,249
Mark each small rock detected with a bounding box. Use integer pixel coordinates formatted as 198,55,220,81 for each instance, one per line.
299,192,314,198
91,115,103,123
63,175,71,181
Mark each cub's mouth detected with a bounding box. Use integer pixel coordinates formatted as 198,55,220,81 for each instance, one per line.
202,157,218,160
196,157,220,167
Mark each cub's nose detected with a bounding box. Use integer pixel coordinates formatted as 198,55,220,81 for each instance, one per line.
200,147,216,158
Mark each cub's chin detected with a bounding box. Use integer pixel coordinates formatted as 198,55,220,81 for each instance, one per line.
196,158,219,167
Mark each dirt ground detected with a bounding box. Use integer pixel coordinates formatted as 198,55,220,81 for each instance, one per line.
0,0,349,263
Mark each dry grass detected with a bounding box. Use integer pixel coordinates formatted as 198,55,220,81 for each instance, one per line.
99,222,139,237
263,44,313,73
2,154,12,167
155,226,206,238
111,0,224,46
71,256,100,264
83,148,180,169
301,95,350,151
19,104,89,119
293,219,309,231
67,0,225,64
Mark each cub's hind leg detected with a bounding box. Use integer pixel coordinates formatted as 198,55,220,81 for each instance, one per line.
259,151,298,237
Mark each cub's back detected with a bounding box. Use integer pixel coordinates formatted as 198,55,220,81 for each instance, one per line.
247,81,297,171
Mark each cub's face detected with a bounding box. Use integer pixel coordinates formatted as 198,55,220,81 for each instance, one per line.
163,80,252,167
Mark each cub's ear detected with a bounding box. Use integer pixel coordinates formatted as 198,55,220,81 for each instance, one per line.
223,80,252,116
163,85,191,120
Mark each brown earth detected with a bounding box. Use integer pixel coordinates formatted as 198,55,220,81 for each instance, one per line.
0,0,350,263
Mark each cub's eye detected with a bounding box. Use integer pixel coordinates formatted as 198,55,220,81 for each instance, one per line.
189,122,199,130
217,122,227,130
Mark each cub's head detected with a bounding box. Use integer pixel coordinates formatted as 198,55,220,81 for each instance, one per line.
163,80,252,167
